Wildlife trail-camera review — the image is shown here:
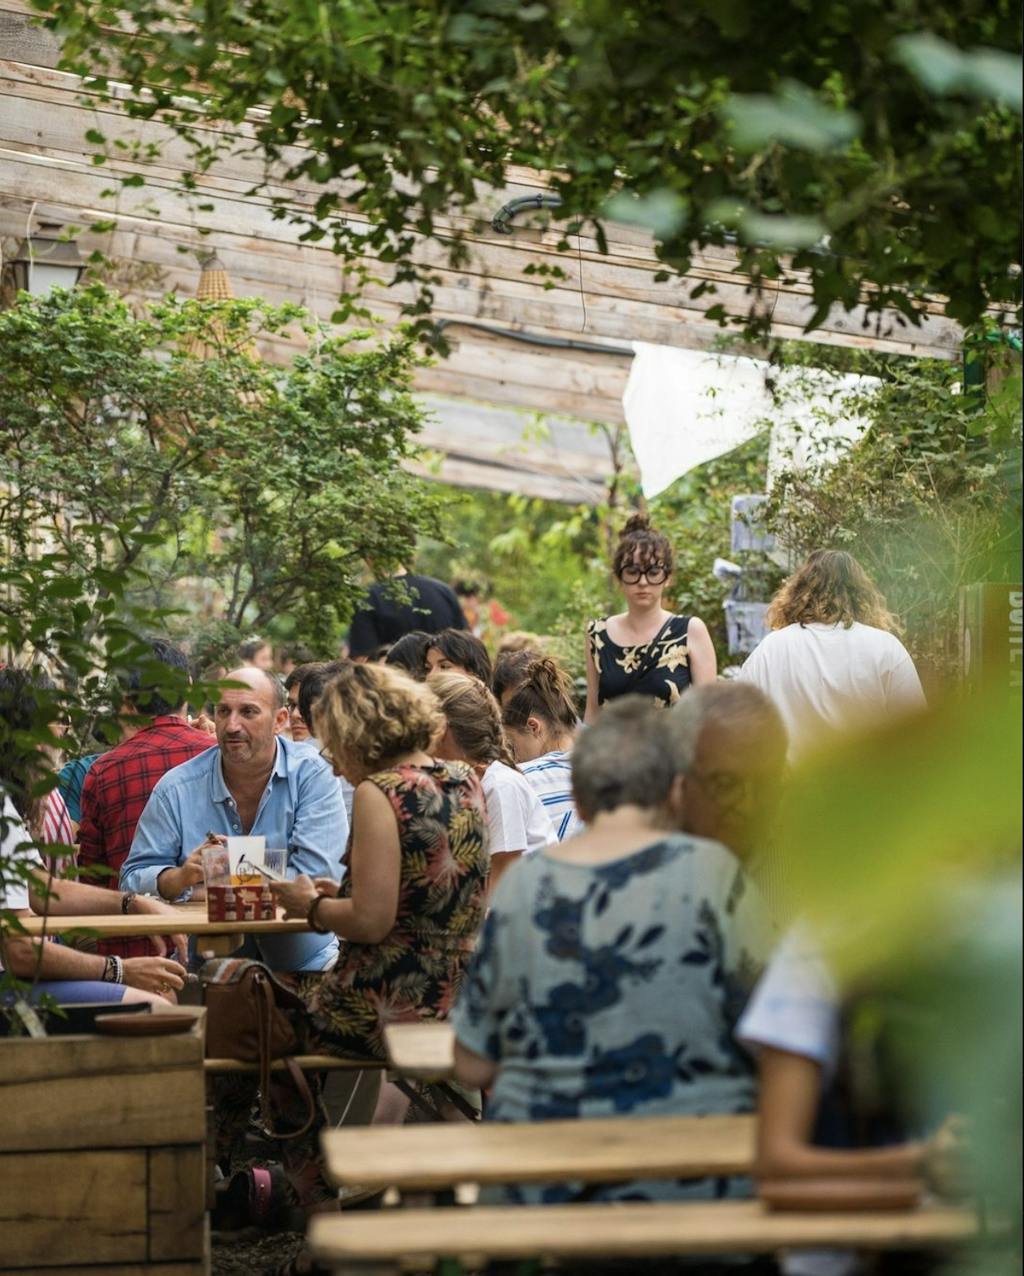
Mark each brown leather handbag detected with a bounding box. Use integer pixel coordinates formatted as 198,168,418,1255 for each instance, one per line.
200,957,317,1140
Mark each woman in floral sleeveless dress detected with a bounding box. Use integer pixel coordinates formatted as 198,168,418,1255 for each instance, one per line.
273,661,489,1061
267,663,488,1231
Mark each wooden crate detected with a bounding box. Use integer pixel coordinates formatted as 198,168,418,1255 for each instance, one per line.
0,1015,208,1273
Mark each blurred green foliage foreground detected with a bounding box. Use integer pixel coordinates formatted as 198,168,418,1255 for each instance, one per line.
778,686,1022,1266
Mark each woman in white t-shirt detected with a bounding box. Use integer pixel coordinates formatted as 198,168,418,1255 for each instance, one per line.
739,550,926,761
429,672,554,892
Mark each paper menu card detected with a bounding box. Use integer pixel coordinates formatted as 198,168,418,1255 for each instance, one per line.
226,836,266,873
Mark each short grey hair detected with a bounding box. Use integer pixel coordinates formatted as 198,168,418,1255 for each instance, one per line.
571,695,677,819
667,681,787,773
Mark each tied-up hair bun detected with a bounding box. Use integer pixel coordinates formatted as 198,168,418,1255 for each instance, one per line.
618,513,651,541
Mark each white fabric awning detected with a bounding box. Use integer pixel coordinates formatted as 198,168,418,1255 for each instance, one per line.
623,343,879,498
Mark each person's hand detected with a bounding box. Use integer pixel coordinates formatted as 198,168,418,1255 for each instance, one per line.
189,711,216,736
181,841,216,884
270,873,318,919
128,893,189,963
122,955,187,1002
157,839,218,901
313,877,342,899
924,1114,971,1199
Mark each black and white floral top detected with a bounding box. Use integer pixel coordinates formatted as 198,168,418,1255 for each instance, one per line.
587,614,692,707
452,834,773,1202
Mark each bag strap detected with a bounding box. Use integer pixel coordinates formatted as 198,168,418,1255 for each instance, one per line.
250,968,317,1141
260,1057,318,1142
252,968,276,1131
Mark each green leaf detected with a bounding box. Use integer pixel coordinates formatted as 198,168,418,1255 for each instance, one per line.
602,189,689,238
894,34,1023,109
724,81,861,152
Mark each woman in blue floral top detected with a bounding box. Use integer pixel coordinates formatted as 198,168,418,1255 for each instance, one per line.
452,695,774,1203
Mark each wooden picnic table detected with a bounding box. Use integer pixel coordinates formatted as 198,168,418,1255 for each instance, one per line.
321,1113,757,1190
16,900,310,955
308,1199,982,1266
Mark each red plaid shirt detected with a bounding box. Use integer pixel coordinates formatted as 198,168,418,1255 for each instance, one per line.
79,716,214,958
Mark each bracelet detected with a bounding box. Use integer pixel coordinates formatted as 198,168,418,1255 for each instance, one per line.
112,955,124,984
102,955,124,984
307,895,331,935
120,892,136,915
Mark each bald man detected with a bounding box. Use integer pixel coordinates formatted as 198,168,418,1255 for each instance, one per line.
121,667,348,971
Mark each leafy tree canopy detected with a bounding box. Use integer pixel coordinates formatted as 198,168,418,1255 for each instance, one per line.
35,0,1022,338
0,284,442,652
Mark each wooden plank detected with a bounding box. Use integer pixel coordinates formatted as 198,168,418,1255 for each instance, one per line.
383,1022,455,1081
321,1114,756,1190
0,147,969,360
205,1054,377,1073
0,1028,205,1152
24,1267,205,1276
0,1019,203,1083
16,906,310,937
405,455,607,505
0,10,61,68
0,127,973,359
147,1146,207,1262
308,1200,981,1263
0,1148,147,1268
0,67,976,319
415,365,626,424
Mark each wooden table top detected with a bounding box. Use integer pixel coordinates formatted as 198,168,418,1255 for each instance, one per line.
322,1113,757,1189
383,1021,455,1080
16,901,310,938
309,1199,981,1262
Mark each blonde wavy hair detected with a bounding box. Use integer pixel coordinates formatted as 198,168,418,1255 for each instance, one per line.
767,549,901,633
428,671,518,770
314,661,445,770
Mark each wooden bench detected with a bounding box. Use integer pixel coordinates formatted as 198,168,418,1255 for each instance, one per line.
205,1054,379,1074
309,1198,982,1269
383,1022,455,1081
204,1053,475,1122
321,1114,755,1191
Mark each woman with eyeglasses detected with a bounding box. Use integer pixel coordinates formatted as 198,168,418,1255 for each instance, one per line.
584,514,716,723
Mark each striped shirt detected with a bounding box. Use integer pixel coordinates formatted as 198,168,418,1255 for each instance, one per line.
519,750,583,842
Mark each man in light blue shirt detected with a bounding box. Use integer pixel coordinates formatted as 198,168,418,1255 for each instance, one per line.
121,666,347,971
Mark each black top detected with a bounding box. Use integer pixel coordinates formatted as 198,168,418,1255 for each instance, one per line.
586,614,693,707
347,573,469,657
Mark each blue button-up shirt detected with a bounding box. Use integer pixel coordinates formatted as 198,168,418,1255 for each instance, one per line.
121,736,348,971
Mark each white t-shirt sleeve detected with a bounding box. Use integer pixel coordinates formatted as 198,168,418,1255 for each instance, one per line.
0,795,45,912
736,924,842,1080
482,763,554,856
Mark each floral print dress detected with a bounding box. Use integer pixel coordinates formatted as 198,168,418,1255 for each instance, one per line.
452,834,774,1202
307,760,488,1061
587,614,692,707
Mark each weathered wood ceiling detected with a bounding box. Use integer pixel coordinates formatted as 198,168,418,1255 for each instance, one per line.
0,1,978,501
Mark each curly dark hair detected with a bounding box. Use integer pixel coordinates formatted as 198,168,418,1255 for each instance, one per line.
612,513,674,578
